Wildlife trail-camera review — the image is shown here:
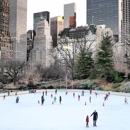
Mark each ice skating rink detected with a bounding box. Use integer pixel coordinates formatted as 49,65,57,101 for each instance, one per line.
0,90,130,130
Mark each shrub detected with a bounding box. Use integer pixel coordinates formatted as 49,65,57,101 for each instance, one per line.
47,85,54,89
88,74,96,80
112,83,121,88
19,86,28,90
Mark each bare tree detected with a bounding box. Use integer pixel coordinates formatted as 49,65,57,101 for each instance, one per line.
3,60,27,86
55,34,96,82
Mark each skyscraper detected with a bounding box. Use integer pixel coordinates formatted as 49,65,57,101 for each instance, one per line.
29,19,53,68
122,0,130,41
51,16,64,47
64,3,76,28
86,0,122,42
9,0,27,61
33,11,50,34
0,0,13,59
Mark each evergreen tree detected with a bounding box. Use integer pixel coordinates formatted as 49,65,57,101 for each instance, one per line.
95,35,114,78
75,48,94,79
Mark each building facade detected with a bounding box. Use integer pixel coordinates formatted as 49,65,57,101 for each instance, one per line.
29,19,53,68
33,11,50,34
27,30,35,61
51,16,64,47
0,0,13,59
9,0,27,61
64,3,76,28
122,0,130,41
86,0,122,42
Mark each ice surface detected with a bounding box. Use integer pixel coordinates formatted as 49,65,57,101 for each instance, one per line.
0,90,130,130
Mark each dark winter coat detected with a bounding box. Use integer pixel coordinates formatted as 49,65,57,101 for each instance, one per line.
91,112,98,120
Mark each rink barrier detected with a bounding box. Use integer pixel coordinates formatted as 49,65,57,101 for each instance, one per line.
0,89,130,97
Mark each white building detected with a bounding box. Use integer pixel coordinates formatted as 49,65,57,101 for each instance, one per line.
29,18,53,68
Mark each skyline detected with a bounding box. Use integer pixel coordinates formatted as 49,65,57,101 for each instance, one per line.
27,0,86,30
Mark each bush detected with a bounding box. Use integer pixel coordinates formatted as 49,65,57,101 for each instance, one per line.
47,85,54,89
19,86,28,90
107,71,124,83
88,74,96,80
27,84,37,90
112,83,121,88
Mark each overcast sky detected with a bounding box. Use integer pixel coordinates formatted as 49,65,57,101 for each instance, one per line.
27,0,86,30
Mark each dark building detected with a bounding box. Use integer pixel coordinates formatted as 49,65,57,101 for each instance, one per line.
86,0,122,42
33,11,50,34
0,0,13,59
122,0,130,41
51,16,64,47
27,30,34,61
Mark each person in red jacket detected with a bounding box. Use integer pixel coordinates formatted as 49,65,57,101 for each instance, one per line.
86,115,89,127
78,95,80,101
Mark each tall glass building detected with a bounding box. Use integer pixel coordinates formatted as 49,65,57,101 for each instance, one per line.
9,0,27,61
86,0,122,42
64,3,76,28
33,11,50,34
122,0,130,41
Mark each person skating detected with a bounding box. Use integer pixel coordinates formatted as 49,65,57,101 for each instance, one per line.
51,94,53,98
59,96,62,104
86,115,89,127
45,90,47,96
3,95,6,100
42,91,44,96
95,92,98,97
16,96,19,103
55,89,57,95
54,96,57,102
125,98,128,104
89,96,91,103
73,93,75,97
90,110,98,126
41,95,45,105
90,89,92,94
8,90,10,96
81,91,84,96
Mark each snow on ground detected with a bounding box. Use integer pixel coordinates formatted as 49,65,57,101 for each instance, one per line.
0,90,130,130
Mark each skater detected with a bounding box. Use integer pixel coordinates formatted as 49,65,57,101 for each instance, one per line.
54,96,57,102
81,91,84,96
90,89,92,94
78,95,80,101
125,98,128,104
108,92,110,95
41,95,45,105
16,96,19,103
59,96,62,104
3,95,6,100
95,92,98,97
43,91,44,96
15,91,17,96
51,94,53,98
65,91,68,95
55,89,57,94
73,93,75,97
89,96,91,103
106,94,109,100
86,115,89,127
8,90,10,96
91,110,98,126
45,90,47,96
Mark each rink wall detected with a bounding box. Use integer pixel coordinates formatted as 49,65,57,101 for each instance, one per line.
0,89,130,97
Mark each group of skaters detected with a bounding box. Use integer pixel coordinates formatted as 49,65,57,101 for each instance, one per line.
39,89,62,105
